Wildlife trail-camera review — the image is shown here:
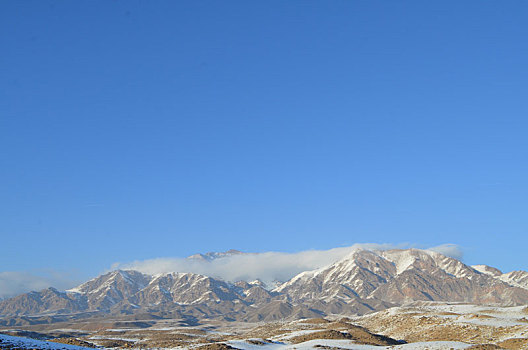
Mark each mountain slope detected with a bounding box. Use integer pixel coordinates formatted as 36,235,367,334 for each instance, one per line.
275,249,528,308
67,270,151,310
0,288,86,316
1,248,527,321
123,272,241,306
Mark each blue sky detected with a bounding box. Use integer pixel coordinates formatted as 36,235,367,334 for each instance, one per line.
1,1,527,286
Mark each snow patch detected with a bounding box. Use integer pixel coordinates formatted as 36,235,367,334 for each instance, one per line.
0,334,94,350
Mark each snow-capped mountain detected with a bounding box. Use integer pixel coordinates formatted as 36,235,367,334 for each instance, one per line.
187,249,244,261
1,248,527,323
472,264,503,277
123,272,242,306
66,270,150,310
276,249,528,308
472,265,528,289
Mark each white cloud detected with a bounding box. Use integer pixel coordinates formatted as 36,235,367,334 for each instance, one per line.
426,243,464,260
114,243,462,287
0,271,79,299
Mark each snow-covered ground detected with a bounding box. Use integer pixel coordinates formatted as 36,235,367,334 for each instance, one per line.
3,302,526,349
386,302,528,328
351,302,528,347
225,339,472,350
0,333,480,350
0,334,94,350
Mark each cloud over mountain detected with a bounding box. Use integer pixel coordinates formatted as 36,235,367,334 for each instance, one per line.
0,271,79,299
426,243,464,260
0,243,463,298
113,243,463,286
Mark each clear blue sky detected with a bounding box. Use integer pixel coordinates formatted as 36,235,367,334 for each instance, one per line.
1,1,527,280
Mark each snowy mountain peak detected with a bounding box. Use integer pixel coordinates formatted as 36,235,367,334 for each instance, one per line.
274,248,528,308
187,249,244,261
249,279,266,287
500,270,528,289
472,264,503,277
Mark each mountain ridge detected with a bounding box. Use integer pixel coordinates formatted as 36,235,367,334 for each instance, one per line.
1,248,527,324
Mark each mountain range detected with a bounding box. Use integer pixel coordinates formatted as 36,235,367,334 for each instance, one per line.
1,248,527,324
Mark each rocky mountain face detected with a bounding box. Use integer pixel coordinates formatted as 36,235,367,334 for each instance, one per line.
0,288,86,316
499,271,528,290
1,249,527,323
472,264,528,290
67,270,150,310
